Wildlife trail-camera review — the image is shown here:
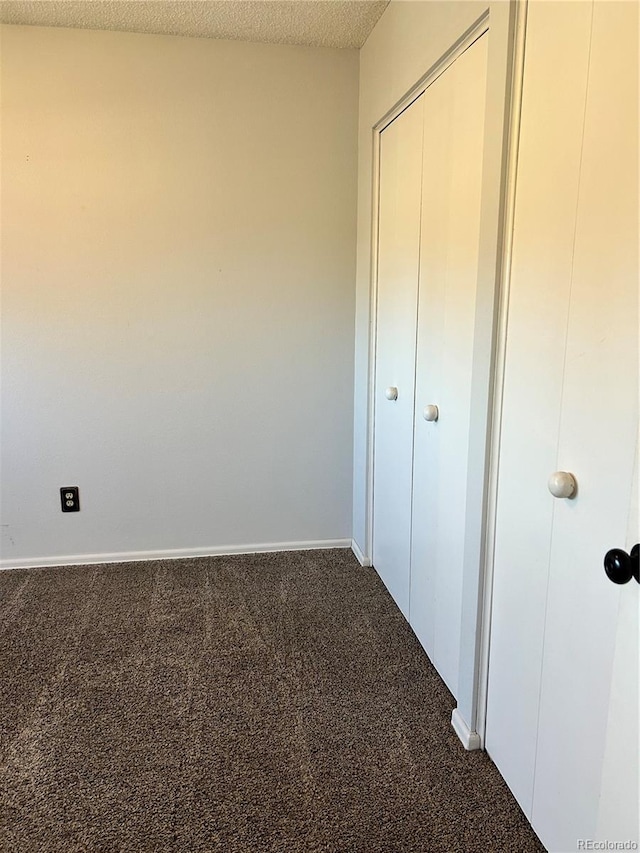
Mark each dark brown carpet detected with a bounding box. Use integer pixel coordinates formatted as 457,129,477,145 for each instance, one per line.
0,548,544,853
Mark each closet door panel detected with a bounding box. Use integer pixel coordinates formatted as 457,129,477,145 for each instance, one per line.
410,34,488,696
531,3,639,848
406,68,449,662
596,440,640,844
484,1,593,815
372,96,424,619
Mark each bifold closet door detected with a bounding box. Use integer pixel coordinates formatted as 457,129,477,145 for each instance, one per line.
486,2,638,850
372,95,424,619
409,34,488,695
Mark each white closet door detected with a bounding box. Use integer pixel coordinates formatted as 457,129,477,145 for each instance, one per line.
486,2,639,850
410,34,488,696
485,1,594,813
372,96,424,619
529,2,638,848
596,439,639,845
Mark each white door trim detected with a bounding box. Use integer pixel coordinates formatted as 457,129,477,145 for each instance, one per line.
364,10,491,562
467,0,528,747
374,11,490,135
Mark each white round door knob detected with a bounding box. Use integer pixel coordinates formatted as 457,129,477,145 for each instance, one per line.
385,386,398,401
548,471,577,499
423,404,439,422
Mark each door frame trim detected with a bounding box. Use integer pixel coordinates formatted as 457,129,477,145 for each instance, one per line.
373,12,490,136
473,0,529,746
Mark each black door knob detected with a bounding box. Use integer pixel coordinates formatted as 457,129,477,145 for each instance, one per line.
604,544,639,585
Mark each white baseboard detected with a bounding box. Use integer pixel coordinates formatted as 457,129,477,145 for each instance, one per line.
451,708,482,751
351,539,372,567
0,539,352,571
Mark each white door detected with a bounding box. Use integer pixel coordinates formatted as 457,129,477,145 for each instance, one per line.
486,3,639,851
410,34,488,697
595,440,639,844
372,95,424,619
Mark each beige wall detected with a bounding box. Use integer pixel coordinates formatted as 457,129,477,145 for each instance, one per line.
0,24,359,564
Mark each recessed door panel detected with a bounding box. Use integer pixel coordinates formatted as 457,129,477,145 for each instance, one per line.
410,33,488,696
372,96,424,619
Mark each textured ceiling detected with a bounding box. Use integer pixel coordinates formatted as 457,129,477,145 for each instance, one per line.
0,0,390,49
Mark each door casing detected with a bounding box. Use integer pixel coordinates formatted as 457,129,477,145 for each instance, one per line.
365,2,523,747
